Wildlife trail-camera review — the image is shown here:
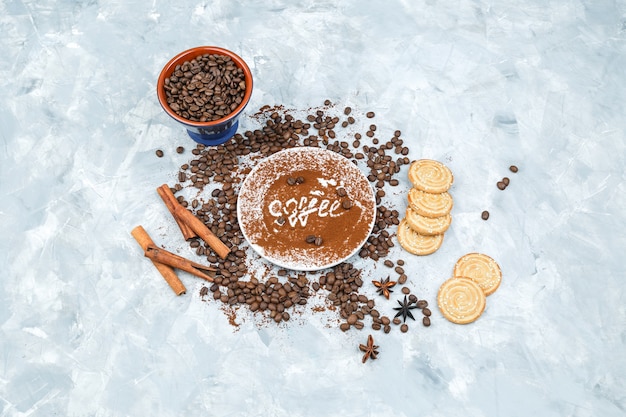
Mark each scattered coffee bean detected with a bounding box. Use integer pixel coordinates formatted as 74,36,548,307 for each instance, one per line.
416,300,428,309
392,317,401,325
400,324,408,333
336,187,347,197
481,210,490,220
156,149,164,157
401,287,410,294
314,236,323,246
502,177,510,186
366,111,375,118
408,294,418,303
509,165,518,173
423,316,431,327
305,235,316,244
287,177,296,185
422,307,431,317
497,181,506,190
174,100,420,333
342,200,352,210
384,260,394,268
176,146,185,154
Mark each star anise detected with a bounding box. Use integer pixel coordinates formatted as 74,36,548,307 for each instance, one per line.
359,334,379,363
372,276,396,299
393,295,418,322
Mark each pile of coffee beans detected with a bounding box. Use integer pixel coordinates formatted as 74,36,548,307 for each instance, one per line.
163,53,247,122
167,100,431,331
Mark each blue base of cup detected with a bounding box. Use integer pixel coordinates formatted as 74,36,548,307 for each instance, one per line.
186,121,239,146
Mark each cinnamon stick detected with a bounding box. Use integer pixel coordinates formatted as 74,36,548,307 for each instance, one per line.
157,184,197,240
131,225,186,295
173,204,231,259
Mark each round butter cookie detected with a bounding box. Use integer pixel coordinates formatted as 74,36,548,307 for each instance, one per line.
437,277,486,324
408,159,454,193
397,218,444,256
453,253,502,296
407,187,453,218
405,206,451,236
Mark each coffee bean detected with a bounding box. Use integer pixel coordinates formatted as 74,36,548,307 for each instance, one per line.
408,294,418,303
400,324,408,333
397,274,407,285
176,146,185,154
394,266,404,275
416,300,428,309
502,177,510,186
366,111,375,118
497,181,506,190
422,307,431,317
340,323,350,332
422,316,431,327
305,235,316,244
342,200,352,210
344,106,352,115
509,165,518,173
401,287,410,294
314,236,323,246
156,149,164,157
336,187,347,197
392,317,401,325
481,210,490,220
384,260,394,267
287,177,296,185
347,314,358,325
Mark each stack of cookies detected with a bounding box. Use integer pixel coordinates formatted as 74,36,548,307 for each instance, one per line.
437,253,502,324
397,159,454,256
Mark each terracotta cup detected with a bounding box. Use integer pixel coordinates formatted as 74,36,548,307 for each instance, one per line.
157,46,253,146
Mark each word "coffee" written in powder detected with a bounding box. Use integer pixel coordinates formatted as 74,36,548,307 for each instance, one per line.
269,195,345,228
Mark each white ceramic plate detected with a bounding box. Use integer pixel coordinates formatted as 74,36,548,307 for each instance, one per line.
237,147,376,271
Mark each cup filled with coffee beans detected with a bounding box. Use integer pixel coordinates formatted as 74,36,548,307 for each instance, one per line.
157,46,253,146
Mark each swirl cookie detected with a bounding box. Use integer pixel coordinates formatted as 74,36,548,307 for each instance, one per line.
407,187,453,218
453,253,502,296
397,218,444,256
405,206,451,236
408,159,454,193
437,277,486,324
